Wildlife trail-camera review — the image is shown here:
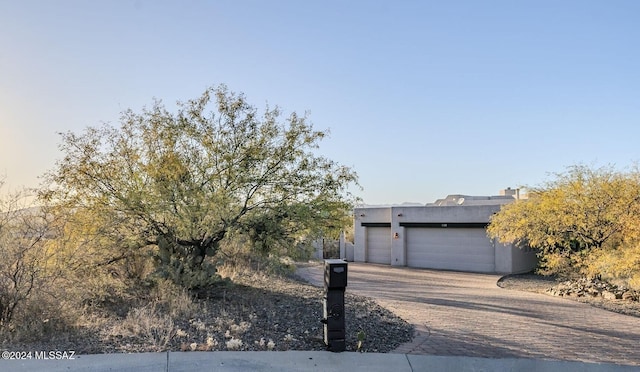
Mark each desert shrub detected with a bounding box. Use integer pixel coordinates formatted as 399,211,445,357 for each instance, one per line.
216,235,299,280
0,181,204,344
0,186,86,342
0,187,55,328
1,291,78,343
123,245,156,281
119,304,176,350
148,279,198,319
536,247,594,279
103,280,198,351
537,252,574,277
489,164,640,279
583,242,640,290
0,226,43,326
153,254,221,291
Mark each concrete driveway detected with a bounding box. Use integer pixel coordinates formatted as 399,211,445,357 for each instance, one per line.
297,262,640,366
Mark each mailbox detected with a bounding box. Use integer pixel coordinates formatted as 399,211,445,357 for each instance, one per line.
322,259,347,352
324,259,348,289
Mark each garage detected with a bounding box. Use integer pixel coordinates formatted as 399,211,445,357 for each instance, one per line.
352,191,538,274
405,226,495,272
365,226,391,264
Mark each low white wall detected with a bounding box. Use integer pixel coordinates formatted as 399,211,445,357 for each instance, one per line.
494,241,514,273
338,232,355,261
312,238,323,260
510,244,538,273
345,242,354,261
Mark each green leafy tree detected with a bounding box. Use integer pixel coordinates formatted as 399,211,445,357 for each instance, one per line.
239,199,351,257
41,85,358,288
488,165,640,276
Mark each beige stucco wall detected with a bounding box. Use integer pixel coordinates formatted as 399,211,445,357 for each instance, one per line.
353,207,390,262
353,203,538,274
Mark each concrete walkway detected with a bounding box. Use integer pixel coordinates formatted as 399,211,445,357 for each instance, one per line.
2,351,638,372
297,262,640,366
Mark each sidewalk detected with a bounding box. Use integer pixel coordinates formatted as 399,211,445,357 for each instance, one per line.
2,351,637,372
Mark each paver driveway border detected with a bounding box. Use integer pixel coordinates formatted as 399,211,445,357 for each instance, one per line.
296,262,640,366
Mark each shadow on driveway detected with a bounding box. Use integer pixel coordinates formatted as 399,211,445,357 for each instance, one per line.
297,262,640,366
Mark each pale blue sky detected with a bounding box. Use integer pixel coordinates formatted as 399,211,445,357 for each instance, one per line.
1,1,639,204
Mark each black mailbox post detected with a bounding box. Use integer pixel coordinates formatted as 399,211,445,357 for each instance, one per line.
323,259,347,352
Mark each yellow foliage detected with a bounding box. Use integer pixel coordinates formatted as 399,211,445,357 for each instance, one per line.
584,242,640,290
629,273,640,290
489,164,640,280
537,252,577,277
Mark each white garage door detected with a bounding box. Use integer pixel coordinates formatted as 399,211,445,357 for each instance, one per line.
366,227,391,264
406,228,495,272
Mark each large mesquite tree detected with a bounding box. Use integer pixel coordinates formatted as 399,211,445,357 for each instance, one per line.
42,85,358,288
488,165,640,276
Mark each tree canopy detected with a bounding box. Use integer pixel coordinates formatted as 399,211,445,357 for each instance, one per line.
488,164,640,278
41,85,358,288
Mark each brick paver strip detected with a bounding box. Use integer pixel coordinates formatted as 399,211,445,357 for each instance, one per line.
297,262,640,366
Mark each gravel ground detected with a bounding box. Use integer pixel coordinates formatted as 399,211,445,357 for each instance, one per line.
6,266,638,356
2,269,414,355
498,273,640,318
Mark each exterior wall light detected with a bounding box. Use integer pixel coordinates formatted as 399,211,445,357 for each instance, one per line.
397,213,403,217
393,232,399,239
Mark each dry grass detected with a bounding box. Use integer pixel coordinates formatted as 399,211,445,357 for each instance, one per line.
2,263,413,354
117,305,176,350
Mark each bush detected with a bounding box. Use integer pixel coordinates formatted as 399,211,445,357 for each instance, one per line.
104,279,198,351
0,186,62,334
0,291,78,343
215,233,305,281
0,206,82,342
119,304,176,350
584,242,640,290
148,279,198,319
489,164,640,281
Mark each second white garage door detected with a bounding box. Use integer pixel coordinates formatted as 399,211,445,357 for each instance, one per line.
406,227,495,272
366,227,391,264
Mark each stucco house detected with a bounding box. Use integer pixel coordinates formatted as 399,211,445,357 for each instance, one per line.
352,188,537,274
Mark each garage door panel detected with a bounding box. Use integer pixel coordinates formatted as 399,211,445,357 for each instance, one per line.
366,227,391,264
406,228,494,272
408,254,494,272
